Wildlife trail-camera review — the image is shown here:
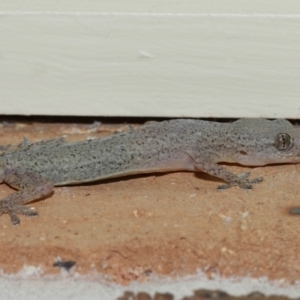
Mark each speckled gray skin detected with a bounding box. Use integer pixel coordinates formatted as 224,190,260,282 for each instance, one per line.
1,118,300,225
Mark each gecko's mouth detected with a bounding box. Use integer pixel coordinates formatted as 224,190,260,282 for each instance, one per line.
277,145,300,160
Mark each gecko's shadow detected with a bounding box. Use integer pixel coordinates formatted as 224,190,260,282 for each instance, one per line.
193,172,224,184
73,168,233,187
64,162,256,189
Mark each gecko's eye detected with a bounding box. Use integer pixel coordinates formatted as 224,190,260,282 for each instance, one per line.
274,133,293,151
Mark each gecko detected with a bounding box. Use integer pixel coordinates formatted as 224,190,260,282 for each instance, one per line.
0,118,300,225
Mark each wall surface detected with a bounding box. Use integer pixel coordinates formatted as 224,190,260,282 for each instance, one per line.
1,1,300,118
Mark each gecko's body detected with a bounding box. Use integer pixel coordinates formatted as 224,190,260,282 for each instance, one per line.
1,118,300,225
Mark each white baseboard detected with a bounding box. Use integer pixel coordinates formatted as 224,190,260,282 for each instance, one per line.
1,1,300,118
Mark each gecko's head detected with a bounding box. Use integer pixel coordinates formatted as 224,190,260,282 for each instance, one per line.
233,119,300,165
268,119,300,163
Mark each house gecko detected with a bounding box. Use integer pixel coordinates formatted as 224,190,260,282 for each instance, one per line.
0,118,300,225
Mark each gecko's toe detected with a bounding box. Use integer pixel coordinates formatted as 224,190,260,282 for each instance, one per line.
241,178,263,189
21,207,38,217
10,214,21,226
217,183,232,190
12,206,38,218
219,175,264,191
0,206,21,225
238,172,251,180
218,181,253,190
248,177,264,185
237,176,263,190
238,182,253,190
218,178,262,191
6,206,38,225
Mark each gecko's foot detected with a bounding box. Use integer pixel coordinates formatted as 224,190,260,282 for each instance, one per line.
10,213,21,226
13,205,38,225
217,172,264,191
0,205,38,225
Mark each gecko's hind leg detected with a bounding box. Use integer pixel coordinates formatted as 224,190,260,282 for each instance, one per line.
217,172,263,190
0,168,54,225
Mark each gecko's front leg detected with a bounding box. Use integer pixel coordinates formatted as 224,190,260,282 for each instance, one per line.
0,167,54,225
187,152,263,190
216,171,263,190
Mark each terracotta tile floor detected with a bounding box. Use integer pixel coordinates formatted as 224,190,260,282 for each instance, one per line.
0,119,300,286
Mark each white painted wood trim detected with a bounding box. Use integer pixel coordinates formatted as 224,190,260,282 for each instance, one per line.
1,1,300,118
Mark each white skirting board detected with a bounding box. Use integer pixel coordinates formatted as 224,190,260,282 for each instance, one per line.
1,1,300,118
